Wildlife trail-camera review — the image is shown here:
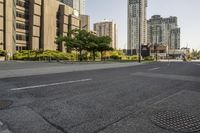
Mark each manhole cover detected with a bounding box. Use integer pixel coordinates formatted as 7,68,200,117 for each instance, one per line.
0,100,13,110
150,110,200,133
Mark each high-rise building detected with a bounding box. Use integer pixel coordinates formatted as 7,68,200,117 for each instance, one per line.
59,0,73,7
94,20,118,49
80,15,90,31
0,0,82,55
73,0,85,15
127,0,148,55
147,15,180,49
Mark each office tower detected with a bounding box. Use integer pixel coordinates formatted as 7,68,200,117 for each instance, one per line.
147,15,180,49
73,0,85,15
59,0,73,7
0,0,80,55
127,0,148,55
94,20,118,49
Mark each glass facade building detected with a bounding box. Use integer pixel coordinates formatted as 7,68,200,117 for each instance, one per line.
59,0,73,7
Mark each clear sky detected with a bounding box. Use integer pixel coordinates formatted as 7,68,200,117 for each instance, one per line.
86,0,200,50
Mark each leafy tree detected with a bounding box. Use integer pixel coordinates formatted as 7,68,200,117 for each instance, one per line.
56,31,75,52
86,33,98,61
96,36,113,60
56,30,113,61
191,49,200,59
72,29,91,61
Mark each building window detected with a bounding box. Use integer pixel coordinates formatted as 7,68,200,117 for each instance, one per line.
16,34,29,41
16,0,29,8
16,23,29,30
16,46,28,51
16,11,29,19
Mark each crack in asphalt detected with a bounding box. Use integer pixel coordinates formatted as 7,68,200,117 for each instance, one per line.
27,106,68,133
40,115,69,133
92,89,183,133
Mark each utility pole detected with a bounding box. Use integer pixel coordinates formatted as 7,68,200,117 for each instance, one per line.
138,0,141,63
155,26,158,61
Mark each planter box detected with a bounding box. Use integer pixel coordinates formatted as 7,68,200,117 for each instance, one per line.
0,57,5,61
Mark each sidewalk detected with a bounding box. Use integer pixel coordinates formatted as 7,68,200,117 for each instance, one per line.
0,62,142,79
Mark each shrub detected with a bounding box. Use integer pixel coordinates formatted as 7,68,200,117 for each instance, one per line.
144,56,154,61
0,49,7,56
128,55,138,61
110,55,121,60
13,50,76,61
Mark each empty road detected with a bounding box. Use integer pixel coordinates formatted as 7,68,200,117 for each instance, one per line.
0,62,200,133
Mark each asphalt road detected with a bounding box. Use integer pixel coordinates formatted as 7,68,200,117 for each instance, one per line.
0,62,200,133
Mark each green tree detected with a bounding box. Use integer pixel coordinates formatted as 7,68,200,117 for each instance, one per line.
72,29,91,61
56,30,113,61
86,33,98,61
96,36,113,60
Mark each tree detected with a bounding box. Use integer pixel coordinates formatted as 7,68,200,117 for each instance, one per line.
72,29,91,61
56,30,113,61
86,33,98,61
56,29,89,61
191,49,200,59
96,36,113,60
56,30,75,52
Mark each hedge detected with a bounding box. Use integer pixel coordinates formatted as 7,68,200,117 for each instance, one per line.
13,50,76,61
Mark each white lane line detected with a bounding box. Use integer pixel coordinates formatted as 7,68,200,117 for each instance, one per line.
149,67,160,71
193,63,200,66
0,121,3,126
10,78,92,91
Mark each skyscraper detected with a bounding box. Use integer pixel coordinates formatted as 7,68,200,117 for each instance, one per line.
127,0,147,55
94,20,118,49
73,0,85,15
147,15,180,49
59,0,73,7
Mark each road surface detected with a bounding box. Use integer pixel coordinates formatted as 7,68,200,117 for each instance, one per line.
0,62,200,133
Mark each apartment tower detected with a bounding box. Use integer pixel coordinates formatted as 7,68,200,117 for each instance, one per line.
73,0,85,15
147,15,180,49
94,20,118,49
127,0,147,55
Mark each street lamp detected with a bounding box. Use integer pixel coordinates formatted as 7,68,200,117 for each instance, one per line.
138,0,141,63
154,26,159,61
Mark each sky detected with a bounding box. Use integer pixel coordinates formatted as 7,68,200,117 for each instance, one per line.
86,0,200,50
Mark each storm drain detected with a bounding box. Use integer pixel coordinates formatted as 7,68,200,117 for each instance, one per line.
150,110,200,133
0,100,13,110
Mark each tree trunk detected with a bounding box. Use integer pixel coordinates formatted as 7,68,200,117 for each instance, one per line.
79,50,83,61
101,51,103,61
93,50,96,61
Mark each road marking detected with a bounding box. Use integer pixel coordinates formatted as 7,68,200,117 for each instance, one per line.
131,72,200,82
0,121,3,126
10,78,92,91
192,63,200,66
149,67,160,71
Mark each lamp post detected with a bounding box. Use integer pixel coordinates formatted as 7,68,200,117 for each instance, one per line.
154,26,159,61
138,0,141,63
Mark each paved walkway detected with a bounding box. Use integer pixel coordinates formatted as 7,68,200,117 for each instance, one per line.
0,61,142,79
